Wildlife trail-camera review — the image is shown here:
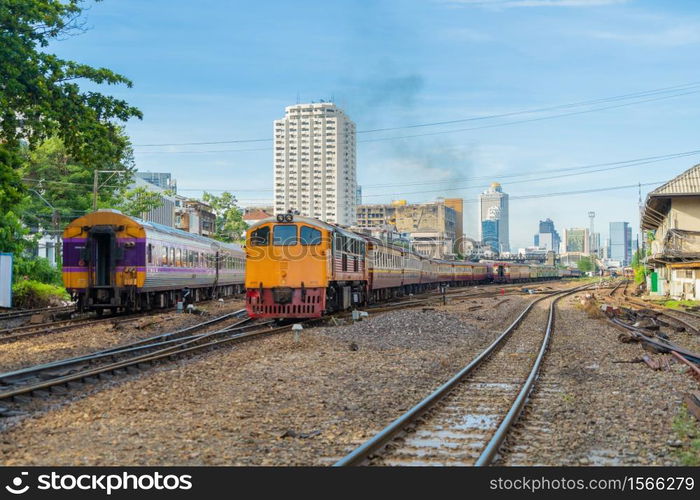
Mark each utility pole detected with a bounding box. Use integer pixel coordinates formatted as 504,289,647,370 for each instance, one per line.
93,170,126,211
588,211,595,255
29,189,61,267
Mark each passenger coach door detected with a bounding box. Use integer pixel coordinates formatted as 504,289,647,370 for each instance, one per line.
89,227,119,287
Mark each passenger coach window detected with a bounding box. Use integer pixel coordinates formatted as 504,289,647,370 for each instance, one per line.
273,225,297,246
250,226,270,246
300,226,321,245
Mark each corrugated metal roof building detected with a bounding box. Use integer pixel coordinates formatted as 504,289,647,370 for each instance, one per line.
640,164,700,299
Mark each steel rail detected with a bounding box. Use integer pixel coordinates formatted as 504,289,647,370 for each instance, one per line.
608,279,624,297
474,285,583,465
0,310,247,384
0,317,282,402
0,306,74,321
609,317,700,364
622,296,700,336
0,312,152,344
334,283,589,467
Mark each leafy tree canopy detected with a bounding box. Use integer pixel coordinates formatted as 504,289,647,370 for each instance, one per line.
21,136,135,236
0,146,28,253
577,256,597,273
201,191,248,243
0,0,142,167
0,0,140,268
116,186,165,219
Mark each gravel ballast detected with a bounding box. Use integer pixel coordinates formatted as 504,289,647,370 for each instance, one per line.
0,299,245,373
0,295,526,465
1,281,697,466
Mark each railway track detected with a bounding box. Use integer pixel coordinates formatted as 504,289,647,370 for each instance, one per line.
607,279,628,298
0,306,74,322
0,309,275,415
333,283,589,466
0,295,248,344
604,283,700,337
365,280,568,314
0,312,149,345
621,296,700,336
0,296,421,416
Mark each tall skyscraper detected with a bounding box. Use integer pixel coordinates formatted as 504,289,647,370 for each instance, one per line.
481,206,501,253
534,218,561,252
609,222,632,265
273,102,357,226
479,182,509,252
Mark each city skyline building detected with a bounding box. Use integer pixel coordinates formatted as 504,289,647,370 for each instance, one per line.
444,198,464,254
481,219,500,253
609,221,633,266
135,171,177,193
479,182,509,252
356,199,457,258
533,218,561,253
273,102,357,226
563,227,590,254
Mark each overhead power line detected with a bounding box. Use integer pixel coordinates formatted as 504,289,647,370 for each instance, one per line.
132,81,700,149
135,147,699,193
234,181,666,205
22,146,687,202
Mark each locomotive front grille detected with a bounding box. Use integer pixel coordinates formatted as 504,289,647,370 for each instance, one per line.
246,287,325,318
250,304,318,315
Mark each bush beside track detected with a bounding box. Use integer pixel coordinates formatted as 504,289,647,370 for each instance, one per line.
12,280,70,309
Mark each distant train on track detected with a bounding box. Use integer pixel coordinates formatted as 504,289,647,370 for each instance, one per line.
245,214,569,320
63,210,245,313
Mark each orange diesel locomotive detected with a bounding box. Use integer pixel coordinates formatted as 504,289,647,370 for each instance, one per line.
244,214,494,319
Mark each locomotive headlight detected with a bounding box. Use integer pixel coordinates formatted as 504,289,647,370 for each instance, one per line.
284,213,293,222
276,214,285,222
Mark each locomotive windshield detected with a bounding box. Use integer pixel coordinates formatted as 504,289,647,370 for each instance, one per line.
300,226,321,245
250,226,270,246
273,225,297,246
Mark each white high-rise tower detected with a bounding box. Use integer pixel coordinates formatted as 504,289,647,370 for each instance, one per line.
273,102,357,226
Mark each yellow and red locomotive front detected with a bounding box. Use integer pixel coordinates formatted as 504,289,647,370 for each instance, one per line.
245,215,367,318
245,215,331,318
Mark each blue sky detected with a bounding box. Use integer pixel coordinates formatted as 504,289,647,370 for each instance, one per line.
50,0,700,249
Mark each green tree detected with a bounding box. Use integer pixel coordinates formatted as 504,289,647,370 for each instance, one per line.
0,0,142,164
577,256,596,273
201,191,247,243
0,146,28,254
116,187,165,219
631,249,648,284
22,136,138,225
0,0,141,284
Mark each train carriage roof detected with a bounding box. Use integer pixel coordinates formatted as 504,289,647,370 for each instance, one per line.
142,219,242,253
248,215,360,238
64,209,242,253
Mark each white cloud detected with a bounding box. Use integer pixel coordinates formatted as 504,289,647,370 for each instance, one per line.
589,25,700,47
444,0,629,7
